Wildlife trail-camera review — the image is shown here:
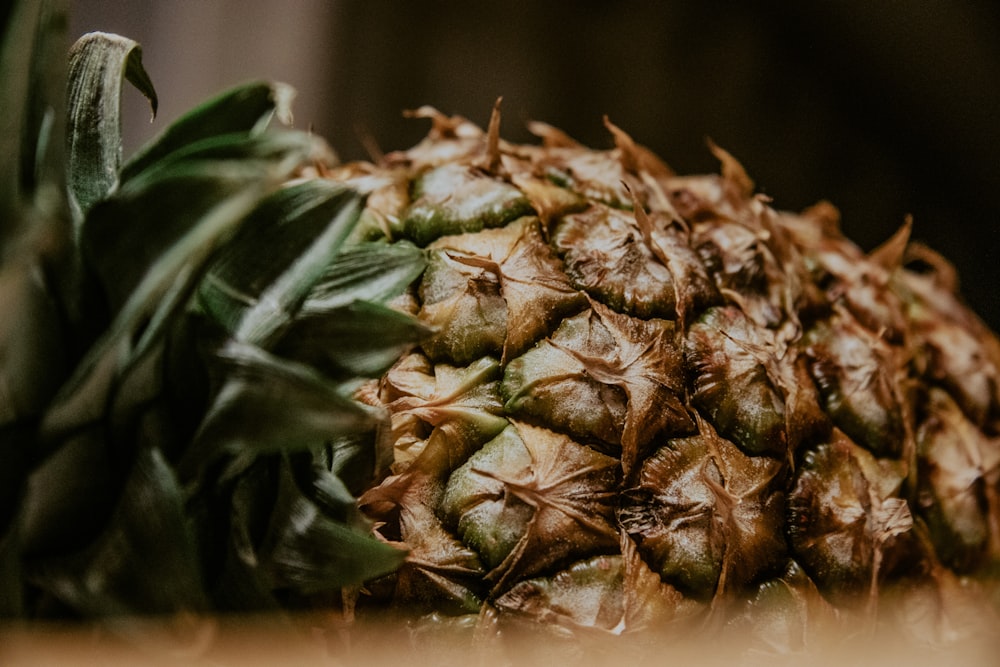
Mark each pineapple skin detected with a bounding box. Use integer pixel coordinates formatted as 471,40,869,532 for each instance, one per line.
337,107,1000,642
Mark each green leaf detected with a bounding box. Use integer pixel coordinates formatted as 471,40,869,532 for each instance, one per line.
0,0,69,228
300,240,427,311
261,463,406,593
66,31,157,217
0,260,70,427
277,300,432,378
281,448,375,532
42,130,323,447
309,460,370,530
83,131,335,321
0,525,23,617
22,337,183,558
28,447,208,619
0,423,33,539
0,0,42,220
198,180,363,347
18,428,120,557
0,1,76,433
322,432,387,497
213,457,285,611
268,496,405,592
181,341,385,479
83,156,282,315
40,181,271,448
123,129,329,193
121,81,295,184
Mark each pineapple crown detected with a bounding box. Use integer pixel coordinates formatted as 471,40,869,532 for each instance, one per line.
0,0,426,627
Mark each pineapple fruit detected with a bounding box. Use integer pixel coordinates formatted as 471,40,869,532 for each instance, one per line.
343,105,1000,644
2,2,999,658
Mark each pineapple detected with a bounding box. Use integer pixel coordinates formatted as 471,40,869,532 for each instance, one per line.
342,105,1000,645
2,1,999,659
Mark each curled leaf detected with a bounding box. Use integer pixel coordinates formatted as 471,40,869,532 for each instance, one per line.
66,32,157,215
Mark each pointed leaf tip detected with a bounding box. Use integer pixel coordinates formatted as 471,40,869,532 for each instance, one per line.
66,31,158,215
869,215,913,272
707,137,754,198
481,96,503,173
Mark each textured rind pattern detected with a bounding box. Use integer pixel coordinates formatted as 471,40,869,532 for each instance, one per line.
350,109,1000,642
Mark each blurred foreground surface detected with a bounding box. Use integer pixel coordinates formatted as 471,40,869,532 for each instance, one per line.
2,616,999,667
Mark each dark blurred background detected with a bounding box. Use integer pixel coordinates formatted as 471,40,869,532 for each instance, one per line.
67,0,1000,330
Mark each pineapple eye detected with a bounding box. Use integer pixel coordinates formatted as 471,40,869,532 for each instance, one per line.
620,422,786,599
788,432,915,601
